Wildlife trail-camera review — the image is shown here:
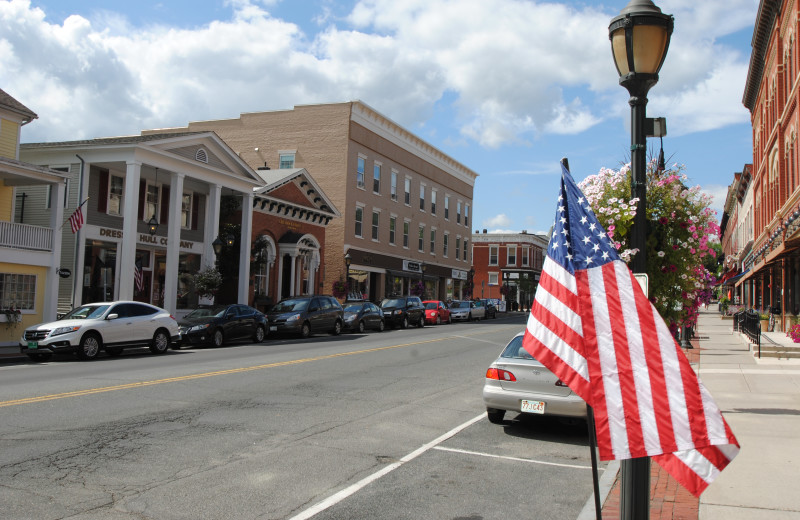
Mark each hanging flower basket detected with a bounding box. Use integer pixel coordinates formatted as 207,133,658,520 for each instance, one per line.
192,266,222,299
332,280,348,299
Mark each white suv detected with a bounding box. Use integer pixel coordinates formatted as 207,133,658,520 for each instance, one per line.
20,301,180,361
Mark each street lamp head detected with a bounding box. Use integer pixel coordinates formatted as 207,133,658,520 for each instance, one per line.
147,215,159,236
609,0,673,96
224,234,235,247
344,252,351,267
212,236,223,256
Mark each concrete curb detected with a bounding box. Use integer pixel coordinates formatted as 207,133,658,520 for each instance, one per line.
577,459,619,520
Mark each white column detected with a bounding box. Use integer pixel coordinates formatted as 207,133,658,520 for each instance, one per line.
204,184,221,270
276,253,285,301
163,171,184,314
44,180,66,321
289,253,297,296
238,191,253,304
73,160,92,307
118,161,141,301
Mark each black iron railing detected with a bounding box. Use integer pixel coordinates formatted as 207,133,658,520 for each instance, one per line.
738,309,761,358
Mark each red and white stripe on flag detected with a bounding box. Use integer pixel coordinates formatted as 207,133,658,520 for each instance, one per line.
68,206,84,234
523,255,739,497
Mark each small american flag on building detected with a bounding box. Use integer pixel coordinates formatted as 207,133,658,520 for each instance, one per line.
67,205,84,234
134,257,144,294
522,162,739,497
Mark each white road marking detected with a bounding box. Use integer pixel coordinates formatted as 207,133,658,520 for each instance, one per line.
432,446,600,470
700,369,800,375
288,413,486,520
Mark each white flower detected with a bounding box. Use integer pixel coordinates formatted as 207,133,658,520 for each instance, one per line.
657,251,665,257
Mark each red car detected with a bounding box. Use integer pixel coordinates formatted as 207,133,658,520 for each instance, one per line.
423,300,451,325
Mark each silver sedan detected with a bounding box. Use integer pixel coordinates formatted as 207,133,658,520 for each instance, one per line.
483,332,586,424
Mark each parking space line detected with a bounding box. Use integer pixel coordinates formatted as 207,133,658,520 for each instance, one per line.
288,413,486,520
432,446,601,470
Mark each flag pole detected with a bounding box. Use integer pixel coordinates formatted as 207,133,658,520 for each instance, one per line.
561,157,602,520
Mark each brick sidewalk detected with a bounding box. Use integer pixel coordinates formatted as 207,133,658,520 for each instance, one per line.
599,341,701,520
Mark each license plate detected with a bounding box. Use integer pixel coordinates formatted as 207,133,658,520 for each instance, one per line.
27,341,38,349
270,326,277,331
521,400,545,414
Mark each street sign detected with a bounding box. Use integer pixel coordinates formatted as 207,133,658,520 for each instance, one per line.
57,268,71,278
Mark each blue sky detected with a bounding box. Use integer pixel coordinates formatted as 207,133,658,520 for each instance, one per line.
1,0,758,234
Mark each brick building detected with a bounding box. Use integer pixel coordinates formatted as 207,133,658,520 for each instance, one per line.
739,0,800,329
146,101,478,302
471,230,547,310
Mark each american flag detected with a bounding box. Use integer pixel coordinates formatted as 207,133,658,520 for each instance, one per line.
67,205,84,234
134,258,144,293
522,163,739,497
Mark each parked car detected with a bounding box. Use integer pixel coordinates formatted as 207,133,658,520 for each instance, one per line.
266,295,343,338
379,296,425,328
423,300,451,325
19,301,180,361
478,299,498,319
342,301,385,333
483,332,586,424
448,300,485,321
178,304,267,348
469,300,487,320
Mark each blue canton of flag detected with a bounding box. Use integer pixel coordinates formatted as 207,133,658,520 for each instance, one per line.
548,167,620,272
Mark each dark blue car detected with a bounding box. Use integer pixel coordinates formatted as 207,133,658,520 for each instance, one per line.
177,304,268,348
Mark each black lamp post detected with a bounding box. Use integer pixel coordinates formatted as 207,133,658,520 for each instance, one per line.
212,236,223,268
344,252,351,300
609,1,673,519
421,262,427,299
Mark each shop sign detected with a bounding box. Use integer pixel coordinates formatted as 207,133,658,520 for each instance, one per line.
56,268,71,278
403,260,422,273
97,227,196,250
452,269,468,280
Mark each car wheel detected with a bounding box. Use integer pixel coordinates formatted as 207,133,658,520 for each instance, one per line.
468,313,473,322
301,321,312,338
418,315,425,328
487,409,505,424
356,320,365,333
26,353,51,362
377,319,385,332
106,347,123,357
76,332,101,360
212,328,224,348
447,315,452,324
401,316,409,329
331,320,342,336
253,325,266,343
150,329,170,354
435,315,441,325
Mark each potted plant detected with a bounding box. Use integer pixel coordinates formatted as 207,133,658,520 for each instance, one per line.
759,311,770,331
192,266,222,304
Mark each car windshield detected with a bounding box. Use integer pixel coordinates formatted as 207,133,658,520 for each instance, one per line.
424,302,438,310
62,304,111,320
343,304,363,313
272,299,309,312
185,305,228,319
451,301,469,309
501,336,536,360
381,298,404,307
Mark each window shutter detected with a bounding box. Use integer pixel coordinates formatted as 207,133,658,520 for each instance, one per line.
192,193,200,230
138,180,146,220
98,170,108,213
160,186,170,225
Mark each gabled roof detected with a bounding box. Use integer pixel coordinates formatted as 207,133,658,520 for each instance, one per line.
0,88,37,123
253,167,340,218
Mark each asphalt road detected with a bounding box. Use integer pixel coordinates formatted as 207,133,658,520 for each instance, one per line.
0,314,606,520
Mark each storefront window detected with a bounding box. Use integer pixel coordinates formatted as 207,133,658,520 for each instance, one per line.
347,269,369,300
178,253,201,309
83,240,117,304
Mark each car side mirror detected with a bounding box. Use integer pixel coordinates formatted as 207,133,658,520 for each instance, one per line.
107,313,119,320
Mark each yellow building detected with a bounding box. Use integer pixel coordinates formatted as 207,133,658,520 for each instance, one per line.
0,88,68,346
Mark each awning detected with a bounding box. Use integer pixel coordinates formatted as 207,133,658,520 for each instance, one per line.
733,268,752,286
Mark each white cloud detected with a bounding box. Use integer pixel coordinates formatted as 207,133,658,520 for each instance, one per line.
484,213,512,229
0,0,758,147
701,184,729,217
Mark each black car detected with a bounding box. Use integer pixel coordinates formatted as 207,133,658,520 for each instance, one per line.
479,299,498,319
342,301,385,333
178,304,267,348
266,295,344,338
379,296,425,329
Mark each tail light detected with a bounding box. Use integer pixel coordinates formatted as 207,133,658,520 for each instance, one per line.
170,315,176,321
486,367,517,382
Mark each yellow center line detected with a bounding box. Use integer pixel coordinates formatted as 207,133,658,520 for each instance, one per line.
1,329,504,408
